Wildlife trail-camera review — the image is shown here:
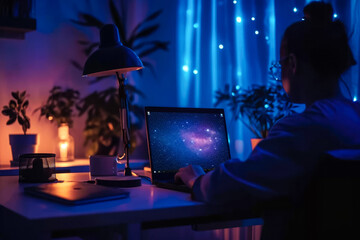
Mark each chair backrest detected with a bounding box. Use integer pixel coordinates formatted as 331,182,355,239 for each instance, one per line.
306,149,360,239
261,149,360,240
290,149,360,240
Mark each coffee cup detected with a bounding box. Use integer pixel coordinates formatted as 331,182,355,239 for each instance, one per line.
89,155,120,176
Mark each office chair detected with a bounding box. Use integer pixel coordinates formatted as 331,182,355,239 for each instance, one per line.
193,149,360,240
271,149,360,240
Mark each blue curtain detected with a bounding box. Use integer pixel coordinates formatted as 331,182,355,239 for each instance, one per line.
176,0,360,159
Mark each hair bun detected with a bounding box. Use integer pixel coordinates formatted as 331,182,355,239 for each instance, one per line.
303,1,333,25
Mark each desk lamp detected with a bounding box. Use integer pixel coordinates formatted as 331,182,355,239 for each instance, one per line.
83,24,143,187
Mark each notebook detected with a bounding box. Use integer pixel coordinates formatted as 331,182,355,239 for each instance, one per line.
24,182,129,205
145,107,231,192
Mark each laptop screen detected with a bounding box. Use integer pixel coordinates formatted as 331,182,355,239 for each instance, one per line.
145,107,231,180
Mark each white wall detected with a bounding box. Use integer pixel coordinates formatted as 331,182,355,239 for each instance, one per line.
0,0,177,165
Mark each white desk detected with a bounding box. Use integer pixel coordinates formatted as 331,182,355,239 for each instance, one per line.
0,172,262,240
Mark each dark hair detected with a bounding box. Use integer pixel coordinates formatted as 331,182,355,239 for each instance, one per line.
283,1,356,78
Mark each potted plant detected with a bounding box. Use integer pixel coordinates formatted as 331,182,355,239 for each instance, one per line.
77,86,145,156
215,82,298,149
1,91,37,166
71,0,170,82
71,0,169,156
34,86,80,161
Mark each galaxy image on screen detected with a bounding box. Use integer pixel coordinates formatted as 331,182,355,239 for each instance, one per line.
146,110,230,173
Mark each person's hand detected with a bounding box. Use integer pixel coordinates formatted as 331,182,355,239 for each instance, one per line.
174,165,205,189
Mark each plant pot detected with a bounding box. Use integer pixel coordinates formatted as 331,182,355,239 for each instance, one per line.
9,134,38,167
251,138,263,150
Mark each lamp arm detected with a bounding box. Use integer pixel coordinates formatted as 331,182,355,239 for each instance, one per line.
116,72,132,176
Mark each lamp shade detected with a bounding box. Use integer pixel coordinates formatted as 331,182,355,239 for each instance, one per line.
83,24,143,77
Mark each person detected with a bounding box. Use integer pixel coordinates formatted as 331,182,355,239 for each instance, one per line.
175,1,359,239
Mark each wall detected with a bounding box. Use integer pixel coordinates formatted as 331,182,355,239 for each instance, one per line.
0,0,178,165
0,0,359,166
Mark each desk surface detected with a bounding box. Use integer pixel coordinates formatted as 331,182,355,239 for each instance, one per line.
0,172,262,239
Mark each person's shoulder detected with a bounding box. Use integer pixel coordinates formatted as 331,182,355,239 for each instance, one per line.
272,96,360,133
307,96,360,117
282,96,358,122
310,95,359,109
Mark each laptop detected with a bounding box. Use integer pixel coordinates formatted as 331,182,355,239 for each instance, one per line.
24,182,129,205
145,107,231,192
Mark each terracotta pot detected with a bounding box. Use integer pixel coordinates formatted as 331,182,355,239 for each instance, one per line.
251,138,262,150
9,134,38,166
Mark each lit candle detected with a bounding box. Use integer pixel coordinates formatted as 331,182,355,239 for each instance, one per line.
56,123,75,162
59,141,68,160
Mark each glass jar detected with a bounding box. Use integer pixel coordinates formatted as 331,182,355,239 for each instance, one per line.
55,123,74,161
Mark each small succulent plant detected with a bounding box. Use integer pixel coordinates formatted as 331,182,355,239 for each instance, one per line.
2,91,30,134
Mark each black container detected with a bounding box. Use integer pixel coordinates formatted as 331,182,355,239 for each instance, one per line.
19,153,56,182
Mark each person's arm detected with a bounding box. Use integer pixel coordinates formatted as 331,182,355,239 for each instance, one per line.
177,116,328,207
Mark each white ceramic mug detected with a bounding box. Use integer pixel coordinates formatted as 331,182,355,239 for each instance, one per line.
89,155,120,176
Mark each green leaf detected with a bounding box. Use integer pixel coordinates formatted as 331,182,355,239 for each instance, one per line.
9,100,16,109
129,25,159,46
144,9,163,22
84,42,100,55
71,60,84,71
11,91,19,100
20,91,26,99
138,44,163,58
80,13,104,28
130,10,163,38
2,109,13,116
109,0,127,45
133,40,169,51
6,117,16,125
23,100,29,109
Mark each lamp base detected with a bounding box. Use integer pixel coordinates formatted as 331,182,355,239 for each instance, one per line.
95,176,141,187
124,167,132,176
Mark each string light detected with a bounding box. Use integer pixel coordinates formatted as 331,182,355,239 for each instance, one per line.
353,96,357,102
333,13,338,18
251,17,255,21
235,85,240,90
182,65,189,72
236,16,242,23
219,44,224,49
265,36,269,41
193,23,199,28
193,69,198,75
293,7,298,13
233,0,237,4
255,30,259,35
